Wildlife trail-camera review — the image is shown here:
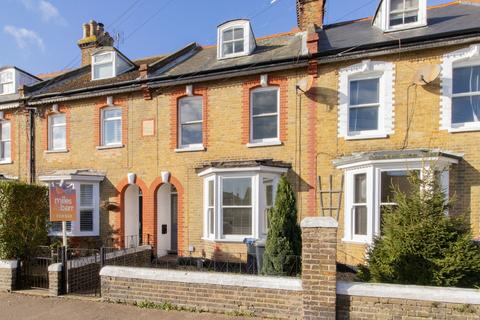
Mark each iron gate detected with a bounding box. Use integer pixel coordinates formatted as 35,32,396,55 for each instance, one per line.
18,246,58,290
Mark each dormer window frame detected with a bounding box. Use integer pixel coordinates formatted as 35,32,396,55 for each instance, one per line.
91,50,134,81
0,69,15,96
217,20,255,60
375,0,427,33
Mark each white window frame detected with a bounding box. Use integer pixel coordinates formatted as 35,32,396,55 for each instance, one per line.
79,184,95,232
101,106,122,147
339,60,395,140
178,96,203,149
375,0,426,32
0,120,11,163
45,180,101,237
92,52,115,80
340,157,455,244
0,70,15,95
48,114,67,151
217,20,255,60
200,167,284,243
205,176,215,239
441,44,480,133
250,86,280,144
221,26,245,57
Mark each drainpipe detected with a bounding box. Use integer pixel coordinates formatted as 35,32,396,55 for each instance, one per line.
24,106,36,184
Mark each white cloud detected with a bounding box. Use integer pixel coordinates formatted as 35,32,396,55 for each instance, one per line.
4,25,45,53
21,0,67,25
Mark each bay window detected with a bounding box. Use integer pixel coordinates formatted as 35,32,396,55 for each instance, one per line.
250,87,279,143
102,107,122,146
0,120,11,163
48,114,67,151
336,150,459,244
199,163,287,242
178,96,203,148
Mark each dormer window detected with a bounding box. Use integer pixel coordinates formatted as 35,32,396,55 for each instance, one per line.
0,70,14,95
217,20,256,60
373,0,426,32
91,50,134,81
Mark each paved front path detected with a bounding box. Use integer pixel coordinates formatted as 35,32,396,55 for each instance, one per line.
0,292,247,320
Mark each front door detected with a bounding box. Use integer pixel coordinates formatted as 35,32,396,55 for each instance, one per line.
170,186,178,253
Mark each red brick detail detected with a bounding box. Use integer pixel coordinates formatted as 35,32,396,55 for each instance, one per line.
94,97,127,147
241,76,288,144
306,78,318,216
3,112,15,162
169,87,209,150
308,60,319,78
115,177,149,248
42,106,71,151
148,176,185,255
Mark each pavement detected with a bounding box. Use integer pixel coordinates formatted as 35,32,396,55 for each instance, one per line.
0,292,248,320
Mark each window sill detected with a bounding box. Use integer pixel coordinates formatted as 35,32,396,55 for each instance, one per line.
202,237,264,244
0,160,12,165
175,145,206,153
96,144,124,150
344,133,388,141
246,140,282,148
341,238,370,245
447,126,480,133
45,149,69,154
49,232,98,237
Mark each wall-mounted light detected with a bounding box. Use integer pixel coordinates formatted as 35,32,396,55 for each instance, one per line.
51,104,59,113
186,85,193,97
107,96,114,106
260,74,268,87
127,173,136,185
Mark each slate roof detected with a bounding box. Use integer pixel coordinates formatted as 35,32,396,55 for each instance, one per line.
318,3,480,55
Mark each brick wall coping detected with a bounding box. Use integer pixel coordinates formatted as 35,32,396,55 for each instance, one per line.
100,266,303,291
0,260,17,269
48,263,62,272
300,216,338,228
337,281,480,305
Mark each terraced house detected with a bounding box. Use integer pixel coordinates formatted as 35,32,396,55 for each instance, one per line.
1,0,480,266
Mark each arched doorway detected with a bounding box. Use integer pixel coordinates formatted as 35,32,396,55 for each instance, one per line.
124,184,142,247
156,183,178,256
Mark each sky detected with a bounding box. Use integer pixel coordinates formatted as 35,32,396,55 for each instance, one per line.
0,0,451,75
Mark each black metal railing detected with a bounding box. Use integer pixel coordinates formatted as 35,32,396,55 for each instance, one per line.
102,234,153,249
18,246,61,290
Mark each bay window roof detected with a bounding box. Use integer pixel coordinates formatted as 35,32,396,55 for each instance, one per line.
196,159,291,176
39,169,106,182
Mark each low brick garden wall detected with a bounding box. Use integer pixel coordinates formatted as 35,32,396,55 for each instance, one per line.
0,260,16,292
101,267,303,319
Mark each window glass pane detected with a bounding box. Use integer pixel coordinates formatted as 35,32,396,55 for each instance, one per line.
223,208,252,235
453,66,480,94
354,206,367,235
390,0,404,11
252,115,278,140
452,96,480,124
233,27,244,39
80,210,93,232
94,53,112,63
354,174,366,203
1,142,10,160
51,221,71,232
52,126,66,150
51,115,66,126
208,180,214,206
104,108,121,119
181,123,202,146
222,178,252,206
0,71,12,83
252,90,278,115
233,40,244,53
405,0,419,9
1,122,10,140
404,12,418,24
223,28,234,41
208,208,214,234
349,106,379,132
93,63,113,79
104,118,122,145
0,82,14,94
381,171,416,203
350,79,379,106
80,184,94,207
223,42,234,55
179,97,202,123
266,184,273,207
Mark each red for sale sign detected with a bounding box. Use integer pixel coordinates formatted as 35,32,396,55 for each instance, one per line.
49,183,77,222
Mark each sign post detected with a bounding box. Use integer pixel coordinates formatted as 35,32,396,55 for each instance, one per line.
49,182,77,294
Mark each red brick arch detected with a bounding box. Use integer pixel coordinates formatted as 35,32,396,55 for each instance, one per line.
114,176,149,247
148,175,185,255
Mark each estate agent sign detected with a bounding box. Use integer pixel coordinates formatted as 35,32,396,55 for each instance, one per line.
49,182,77,222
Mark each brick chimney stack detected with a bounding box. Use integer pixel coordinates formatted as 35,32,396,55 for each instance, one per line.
77,20,114,66
296,0,327,30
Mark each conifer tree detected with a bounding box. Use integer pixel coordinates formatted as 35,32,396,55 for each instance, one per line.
262,176,301,276
358,172,480,288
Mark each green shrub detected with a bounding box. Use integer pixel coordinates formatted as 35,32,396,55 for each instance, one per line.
0,181,49,259
358,172,480,288
262,176,301,276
